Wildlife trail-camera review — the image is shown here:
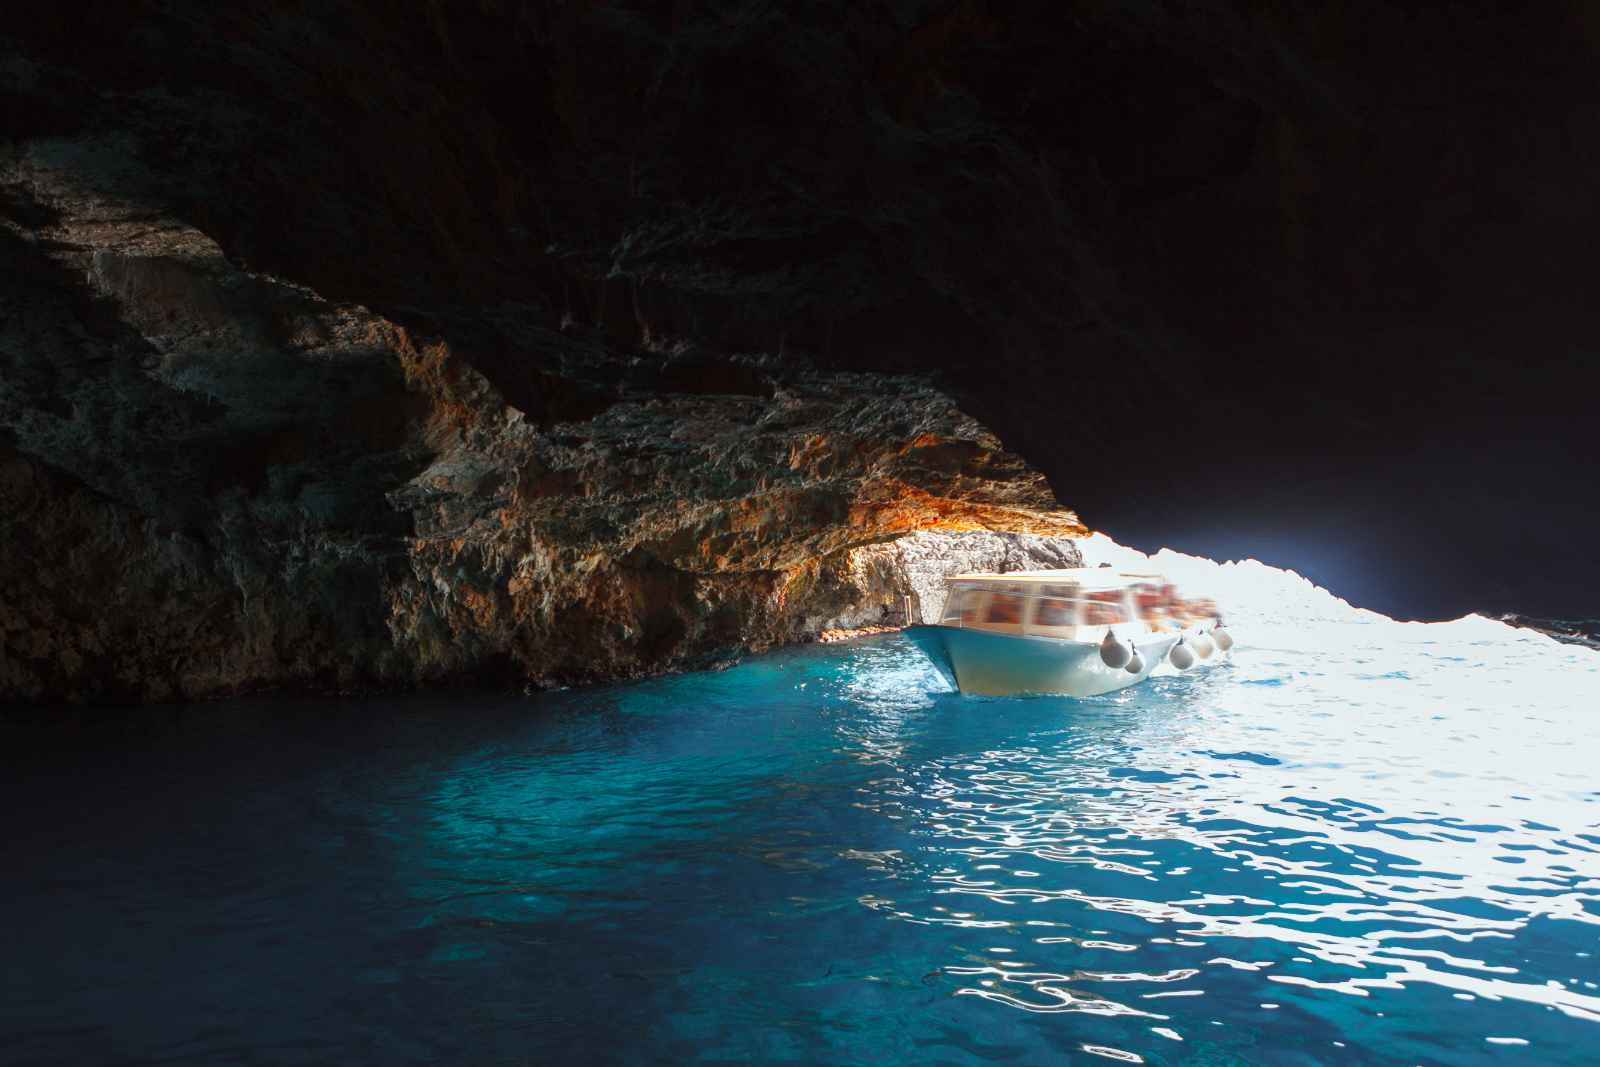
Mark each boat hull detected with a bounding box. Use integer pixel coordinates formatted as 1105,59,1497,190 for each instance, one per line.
903,625,1182,697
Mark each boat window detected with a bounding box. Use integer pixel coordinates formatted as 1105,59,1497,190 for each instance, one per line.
942,587,974,625
985,593,1023,625
1034,597,1075,627
940,589,967,625
960,591,982,626
1083,589,1129,626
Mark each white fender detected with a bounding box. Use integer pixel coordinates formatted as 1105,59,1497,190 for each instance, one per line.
1099,630,1131,669
1213,626,1234,652
1169,639,1195,670
1125,649,1145,674
1193,632,1215,659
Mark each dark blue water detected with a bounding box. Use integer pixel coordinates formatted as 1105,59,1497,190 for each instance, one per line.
5,610,1600,1065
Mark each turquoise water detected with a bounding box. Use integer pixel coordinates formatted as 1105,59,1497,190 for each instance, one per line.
5,558,1600,1065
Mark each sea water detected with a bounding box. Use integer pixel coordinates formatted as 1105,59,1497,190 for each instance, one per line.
4,541,1598,1066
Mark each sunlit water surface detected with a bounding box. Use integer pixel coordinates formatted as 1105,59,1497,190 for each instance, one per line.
5,542,1599,1065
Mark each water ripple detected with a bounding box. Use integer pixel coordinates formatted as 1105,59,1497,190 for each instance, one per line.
4,551,1599,1065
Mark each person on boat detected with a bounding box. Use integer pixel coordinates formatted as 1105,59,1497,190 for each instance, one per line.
1139,584,1175,632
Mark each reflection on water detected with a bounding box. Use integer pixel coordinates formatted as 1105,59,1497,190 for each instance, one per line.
3,552,1599,1065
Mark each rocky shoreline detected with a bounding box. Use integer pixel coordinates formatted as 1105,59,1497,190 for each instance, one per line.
1497,615,1600,652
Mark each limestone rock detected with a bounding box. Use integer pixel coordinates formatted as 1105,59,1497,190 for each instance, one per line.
0,136,1084,702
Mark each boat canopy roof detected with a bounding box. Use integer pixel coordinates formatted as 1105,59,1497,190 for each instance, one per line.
944,567,1166,591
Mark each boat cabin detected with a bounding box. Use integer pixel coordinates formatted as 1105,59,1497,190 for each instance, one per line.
936,568,1204,643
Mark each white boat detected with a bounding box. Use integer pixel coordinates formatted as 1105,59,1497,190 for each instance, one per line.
902,568,1230,697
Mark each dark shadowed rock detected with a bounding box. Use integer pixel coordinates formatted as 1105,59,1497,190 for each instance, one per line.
0,122,1083,701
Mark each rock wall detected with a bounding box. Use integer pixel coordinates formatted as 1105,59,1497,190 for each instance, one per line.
0,133,1084,702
